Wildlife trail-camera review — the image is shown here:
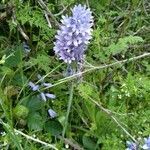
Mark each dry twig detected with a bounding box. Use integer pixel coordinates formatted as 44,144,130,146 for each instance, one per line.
14,129,58,150
12,12,29,41
88,96,137,142
38,0,60,27
44,10,52,28
46,52,150,88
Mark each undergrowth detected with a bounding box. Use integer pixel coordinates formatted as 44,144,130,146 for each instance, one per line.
0,0,149,149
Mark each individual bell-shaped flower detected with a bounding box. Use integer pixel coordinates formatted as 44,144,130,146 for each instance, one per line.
48,109,57,118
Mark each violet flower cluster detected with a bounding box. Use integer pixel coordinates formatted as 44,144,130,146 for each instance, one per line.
126,136,150,150
29,75,55,101
23,41,31,56
54,4,93,64
29,75,57,118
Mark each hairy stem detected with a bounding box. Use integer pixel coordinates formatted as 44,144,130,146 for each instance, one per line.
63,82,74,137
44,52,150,89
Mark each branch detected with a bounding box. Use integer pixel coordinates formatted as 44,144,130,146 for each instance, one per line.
44,10,52,28
38,0,60,27
54,5,69,17
12,12,29,41
88,96,137,143
14,129,58,150
0,119,57,150
46,52,150,88
86,0,90,7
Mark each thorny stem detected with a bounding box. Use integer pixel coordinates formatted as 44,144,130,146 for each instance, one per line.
38,0,60,27
88,97,137,143
44,52,150,89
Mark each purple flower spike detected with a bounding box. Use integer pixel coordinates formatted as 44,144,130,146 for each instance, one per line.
54,4,93,63
143,137,150,150
48,109,57,118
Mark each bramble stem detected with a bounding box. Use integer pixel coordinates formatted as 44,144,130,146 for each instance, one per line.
45,52,150,89
88,97,137,143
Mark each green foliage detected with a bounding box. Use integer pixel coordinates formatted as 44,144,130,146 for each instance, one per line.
45,120,63,136
23,96,46,131
25,54,52,73
13,105,29,119
27,112,44,131
106,35,144,55
0,0,149,149
4,45,23,68
24,96,45,112
16,4,48,30
100,134,125,150
82,135,98,150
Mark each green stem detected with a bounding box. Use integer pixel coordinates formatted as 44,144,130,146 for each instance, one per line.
63,82,74,137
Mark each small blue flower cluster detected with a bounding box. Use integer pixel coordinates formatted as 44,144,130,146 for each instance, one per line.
29,75,57,118
23,41,31,56
126,136,150,150
54,4,93,64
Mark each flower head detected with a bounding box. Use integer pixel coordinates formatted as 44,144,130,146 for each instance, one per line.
29,75,57,119
143,137,150,150
54,4,93,63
